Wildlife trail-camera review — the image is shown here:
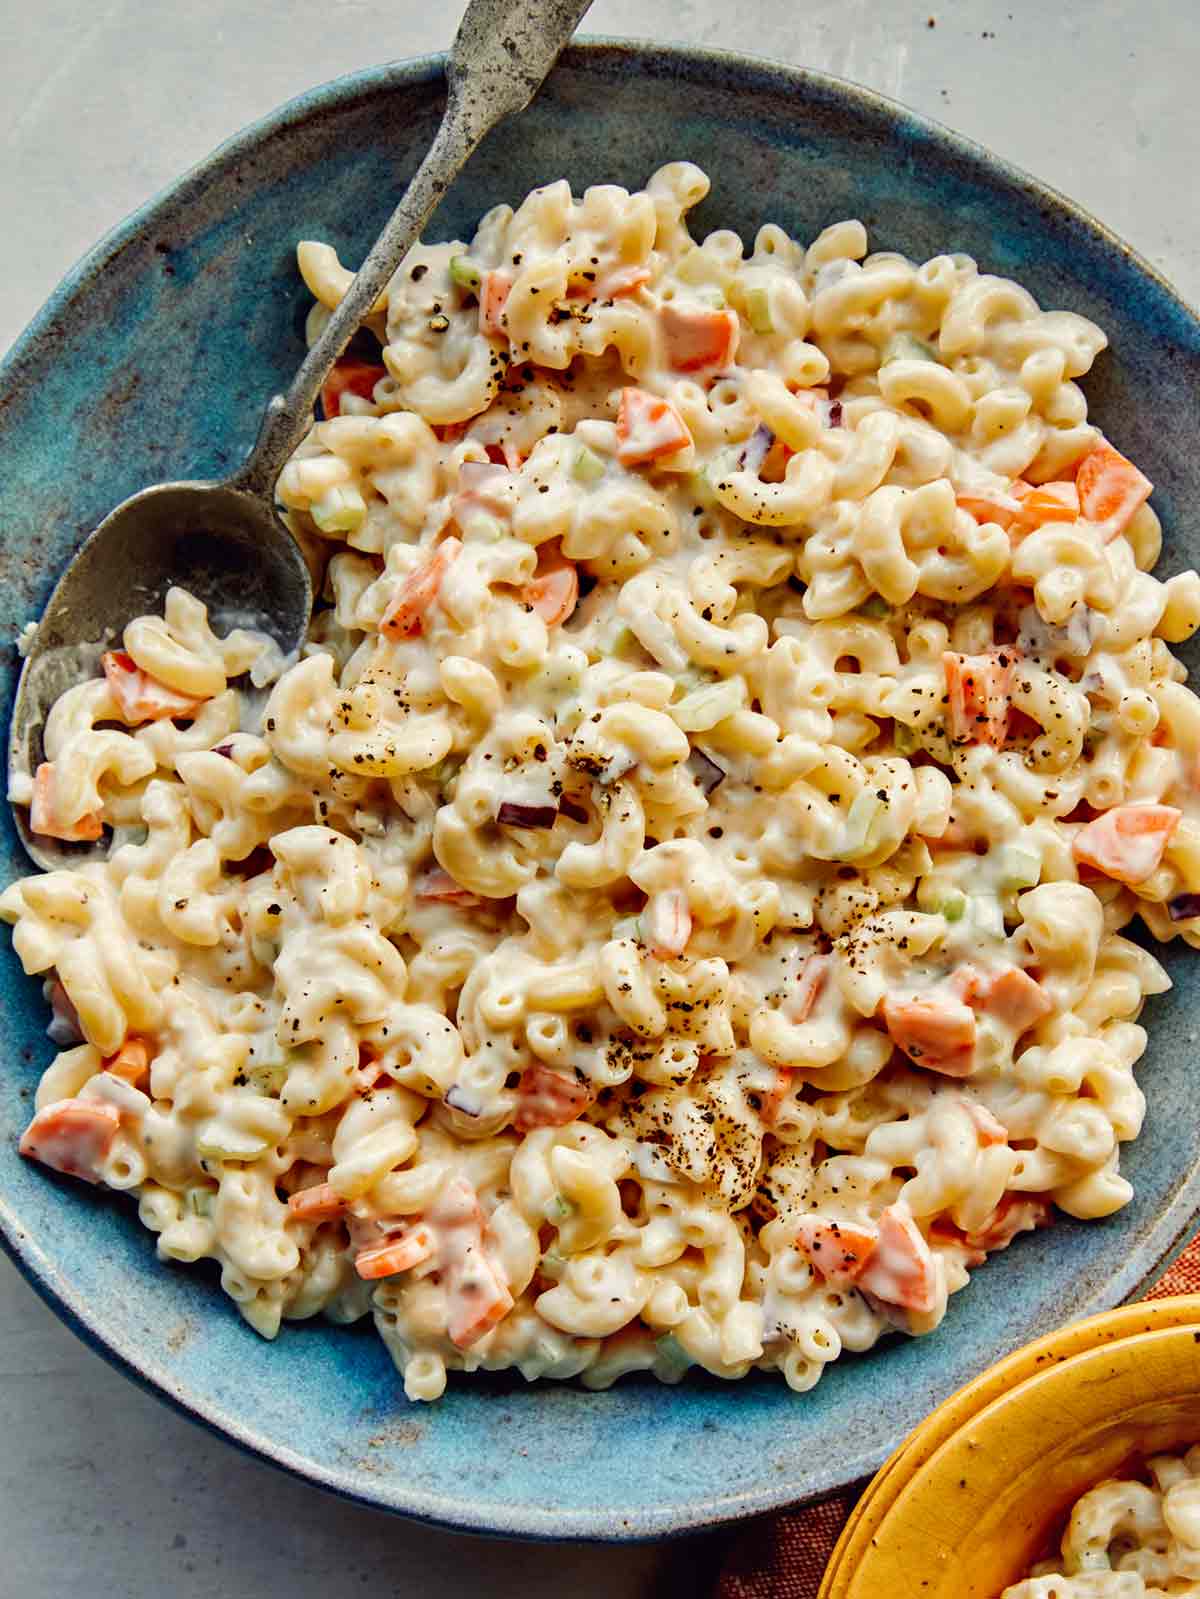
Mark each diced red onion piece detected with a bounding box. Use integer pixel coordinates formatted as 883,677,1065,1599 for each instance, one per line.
212,742,237,759
687,747,726,795
738,424,775,474
827,400,843,428
1169,893,1200,922
445,1085,482,1117
496,801,558,829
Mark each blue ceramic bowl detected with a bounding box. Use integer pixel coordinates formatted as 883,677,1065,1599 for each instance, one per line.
1,41,1199,1542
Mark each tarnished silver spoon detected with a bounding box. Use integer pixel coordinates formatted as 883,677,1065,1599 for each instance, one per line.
10,0,594,871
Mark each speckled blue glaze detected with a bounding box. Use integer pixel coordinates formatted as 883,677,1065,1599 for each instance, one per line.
1,41,1199,1543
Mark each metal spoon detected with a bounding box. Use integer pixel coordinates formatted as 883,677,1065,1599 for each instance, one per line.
10,0,594,871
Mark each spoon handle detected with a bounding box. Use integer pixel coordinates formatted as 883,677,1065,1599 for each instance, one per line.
235,0,594,497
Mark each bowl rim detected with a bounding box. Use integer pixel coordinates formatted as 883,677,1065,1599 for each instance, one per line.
819,1294,1200,1595
2,35,1200,1543
831,1319,1200,1596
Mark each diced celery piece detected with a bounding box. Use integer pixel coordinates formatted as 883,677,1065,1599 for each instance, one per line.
940,892,967,923
427,756,462,798
246,1061,287,1098
697,286,726,308
541,1249,567,1279
860,594,891,619
893,720,919,754
968,894,1006,940
881,331,940,366
572,444,606,484
611,915,642,943
311,484,367,534
546,1193,575,1222
449,254,482,293
998,846,1041,890
672,678,746,733
196,1125,270,1162
840,789,882,858
186,1187,216,1218
745,286,774,334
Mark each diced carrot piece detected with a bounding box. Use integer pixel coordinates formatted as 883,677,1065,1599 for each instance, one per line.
30,763,103,843
660,303,739,372
949,964,987,1007
963,1101,1009,1146
858,1203,938,1313
479,271,512,337
961,1194,1052,1254
791,953,829,1022
522,557,579,627
794,1216,878,1288
762,954,829,1119
1073,802,1181,886
616,388,692,467
379,537,462,640
513,1064,593,1134
448,1268,513,1348
104,1037,151,1092
943,648,1018,747
320,359,386,419
355,1224,436,1279
642,888,692,959
1076,443,1152,541
1009,479,1080,537
288,1182,350,1222
956,488,1024,530
882,993,977,1078
759,1068,793,1127
982,967,1053,1034
431,1177,513,1348
601,265,652,296
102,651,205,724
413,866,482,907
20,1098,121,1184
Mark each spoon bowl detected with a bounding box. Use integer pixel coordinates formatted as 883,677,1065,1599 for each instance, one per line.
9,480,313,871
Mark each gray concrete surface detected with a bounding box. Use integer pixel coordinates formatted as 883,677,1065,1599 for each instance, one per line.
0,1,1196,1594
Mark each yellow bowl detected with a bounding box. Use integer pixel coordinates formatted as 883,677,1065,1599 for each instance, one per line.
819,1294,1200,1596
827,1317,1200,1598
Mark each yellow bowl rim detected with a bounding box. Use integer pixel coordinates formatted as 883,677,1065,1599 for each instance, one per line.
819,1293,1200,1597
829,1317,1200,1598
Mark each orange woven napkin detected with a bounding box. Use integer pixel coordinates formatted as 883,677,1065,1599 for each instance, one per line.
716,1232,1200,1599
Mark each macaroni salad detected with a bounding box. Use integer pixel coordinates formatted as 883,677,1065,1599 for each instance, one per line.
1003,1446,1200,1597
6,163,1200,1403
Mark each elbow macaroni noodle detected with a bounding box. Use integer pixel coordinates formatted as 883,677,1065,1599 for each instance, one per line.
4,163,1198,1404
1003,1447,1200,1597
